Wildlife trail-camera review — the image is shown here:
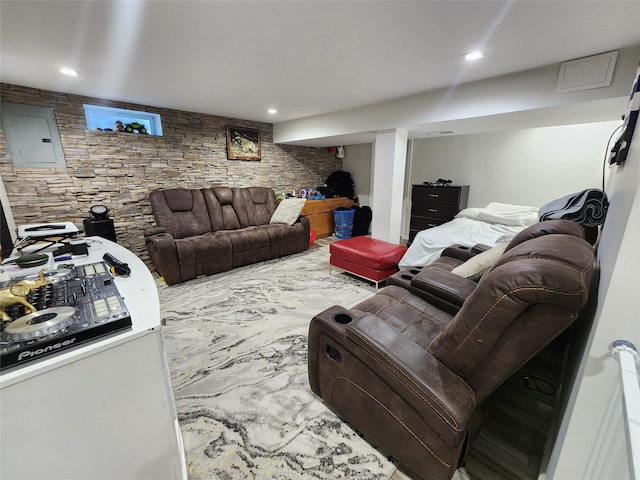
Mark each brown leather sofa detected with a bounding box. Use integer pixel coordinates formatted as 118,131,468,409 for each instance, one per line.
307,220,597,479
144,186,309,285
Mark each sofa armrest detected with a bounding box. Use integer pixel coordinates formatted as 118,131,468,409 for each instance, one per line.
441,244,477,262
346,313,476,445
441,243,492,261
144,226,167,236
295,215,310,228
144,230,182,285
411,268,477,308
471,243,492,253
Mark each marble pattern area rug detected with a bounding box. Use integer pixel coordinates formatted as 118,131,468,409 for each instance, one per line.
158,239,398,480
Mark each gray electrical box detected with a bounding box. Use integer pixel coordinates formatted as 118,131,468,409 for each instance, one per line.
1,102,66,168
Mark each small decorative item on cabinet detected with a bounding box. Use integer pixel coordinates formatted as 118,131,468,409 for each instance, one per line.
408,184,470,245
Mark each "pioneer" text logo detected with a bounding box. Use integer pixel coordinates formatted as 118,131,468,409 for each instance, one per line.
17,338,77,361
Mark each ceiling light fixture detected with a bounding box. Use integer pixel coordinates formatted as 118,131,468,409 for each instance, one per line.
60,67,77,76
464,51,486,61
267,108,278,114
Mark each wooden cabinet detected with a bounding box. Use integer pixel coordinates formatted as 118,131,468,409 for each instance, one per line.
409,185,470,245
301,197,356,238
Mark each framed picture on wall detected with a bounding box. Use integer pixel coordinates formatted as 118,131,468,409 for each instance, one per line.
226,126,262,160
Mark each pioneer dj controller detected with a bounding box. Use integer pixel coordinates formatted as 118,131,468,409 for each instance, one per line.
0,262,132,372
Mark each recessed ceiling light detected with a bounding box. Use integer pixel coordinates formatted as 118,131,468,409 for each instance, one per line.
267,108,278,114
464,51,486,61
60,68,77,76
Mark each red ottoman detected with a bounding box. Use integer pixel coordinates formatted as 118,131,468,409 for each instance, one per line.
329,237,408,289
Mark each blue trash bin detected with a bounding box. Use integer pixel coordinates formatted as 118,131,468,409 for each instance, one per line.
333,208,355,239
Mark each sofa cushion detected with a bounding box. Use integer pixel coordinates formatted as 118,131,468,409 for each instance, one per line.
229,187,276,227
505,219,592,250
450,243,508,281
149,188,211,239
203,187,241,231
174,233,233,279
351,285,455,350
219,227,274,268
165,189,195,212
270,198,306,225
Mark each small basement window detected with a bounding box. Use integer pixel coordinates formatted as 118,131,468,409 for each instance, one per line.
83,105,163,136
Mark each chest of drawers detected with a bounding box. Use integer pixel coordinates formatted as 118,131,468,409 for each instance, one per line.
409,184,470,245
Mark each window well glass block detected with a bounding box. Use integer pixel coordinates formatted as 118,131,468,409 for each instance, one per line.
83,105,163,136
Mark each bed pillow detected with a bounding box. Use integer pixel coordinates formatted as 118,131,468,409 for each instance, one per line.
451,242,508,281
270,198,306,225
454,207,484,220
477,202,539,226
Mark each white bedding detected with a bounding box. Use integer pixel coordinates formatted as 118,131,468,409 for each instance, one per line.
399,217,526,267
399,203,540,267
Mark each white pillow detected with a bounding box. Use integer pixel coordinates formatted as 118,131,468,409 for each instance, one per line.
477,202,539,226
451,242,508,281
521,211,540,226
455,207,484,220
270,198,306,226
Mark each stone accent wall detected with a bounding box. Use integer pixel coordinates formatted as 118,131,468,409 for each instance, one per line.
0,83,342,264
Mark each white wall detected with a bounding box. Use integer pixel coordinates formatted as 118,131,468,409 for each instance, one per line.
342,144,372,207
547,113,640,479
406,121,622,238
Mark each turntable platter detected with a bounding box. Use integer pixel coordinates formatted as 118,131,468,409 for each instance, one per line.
3,307,77,341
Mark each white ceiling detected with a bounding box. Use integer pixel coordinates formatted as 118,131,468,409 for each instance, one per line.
2,0,640,143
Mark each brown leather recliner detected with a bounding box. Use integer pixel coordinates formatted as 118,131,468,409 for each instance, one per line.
307,220,596,479
388,219,595,315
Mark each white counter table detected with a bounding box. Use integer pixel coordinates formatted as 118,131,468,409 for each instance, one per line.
0,237,187,479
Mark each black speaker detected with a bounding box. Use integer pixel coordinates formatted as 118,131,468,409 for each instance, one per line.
83,218,117,242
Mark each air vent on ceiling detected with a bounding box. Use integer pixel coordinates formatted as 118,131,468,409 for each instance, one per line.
556,51,618,94
424,130,457,136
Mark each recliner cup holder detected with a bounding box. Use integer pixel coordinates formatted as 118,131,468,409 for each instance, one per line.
333,313,353,325
409,269,421,274
400,274,413,280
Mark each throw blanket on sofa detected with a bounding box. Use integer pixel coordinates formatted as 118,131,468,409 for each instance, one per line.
538,189,608,227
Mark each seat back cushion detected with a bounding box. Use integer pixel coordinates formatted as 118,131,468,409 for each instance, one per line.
149,188,211,239
428,233,595,401
203,187,241,231
505,219,590,252
234,187,278,227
